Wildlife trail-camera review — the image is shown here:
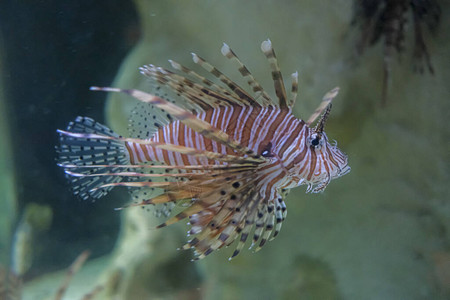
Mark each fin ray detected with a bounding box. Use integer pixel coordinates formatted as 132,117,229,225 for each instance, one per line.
306,87,339,126
90,87,263,161
190,53,258,106
221,43,271,106
261,39,288,108
56,117,128,200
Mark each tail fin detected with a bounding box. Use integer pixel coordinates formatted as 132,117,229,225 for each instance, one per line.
56,116,129,200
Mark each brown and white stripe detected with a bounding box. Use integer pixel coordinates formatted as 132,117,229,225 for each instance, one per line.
58,40,350,260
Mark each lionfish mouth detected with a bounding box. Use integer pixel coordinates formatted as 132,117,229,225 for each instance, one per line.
336,164,351,178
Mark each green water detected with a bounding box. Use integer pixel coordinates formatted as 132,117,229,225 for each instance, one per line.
0,1,448,299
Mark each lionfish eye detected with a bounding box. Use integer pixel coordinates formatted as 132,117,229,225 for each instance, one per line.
308,134,322,149
311,137,320,146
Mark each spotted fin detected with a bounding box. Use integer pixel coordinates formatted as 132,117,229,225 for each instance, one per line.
56,116,129,200
128,101,173,140
174,176,288,260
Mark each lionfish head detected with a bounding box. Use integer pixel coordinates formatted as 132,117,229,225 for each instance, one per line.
307,130,350,191
293,104,350,193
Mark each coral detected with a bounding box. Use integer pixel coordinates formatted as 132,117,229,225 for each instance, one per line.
350,0,441,105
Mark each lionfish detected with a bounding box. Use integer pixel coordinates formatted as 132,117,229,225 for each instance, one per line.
56,40,350,260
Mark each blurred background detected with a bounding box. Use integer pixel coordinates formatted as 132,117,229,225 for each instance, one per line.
0,0,448,299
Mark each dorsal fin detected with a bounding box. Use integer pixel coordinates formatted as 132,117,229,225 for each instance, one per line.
220,43,272,106
128,101,171,139
190,52,259,107
141,64,253,110
289,71,299,109
261,39,288,109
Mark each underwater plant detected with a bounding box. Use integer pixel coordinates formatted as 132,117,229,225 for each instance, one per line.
351,0,441,105
0,251,102,300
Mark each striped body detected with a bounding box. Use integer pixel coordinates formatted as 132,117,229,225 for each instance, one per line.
127,106,297,165
127,105,347,196
57,40,350,259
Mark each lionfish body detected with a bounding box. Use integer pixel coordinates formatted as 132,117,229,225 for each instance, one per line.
57,40,350,259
